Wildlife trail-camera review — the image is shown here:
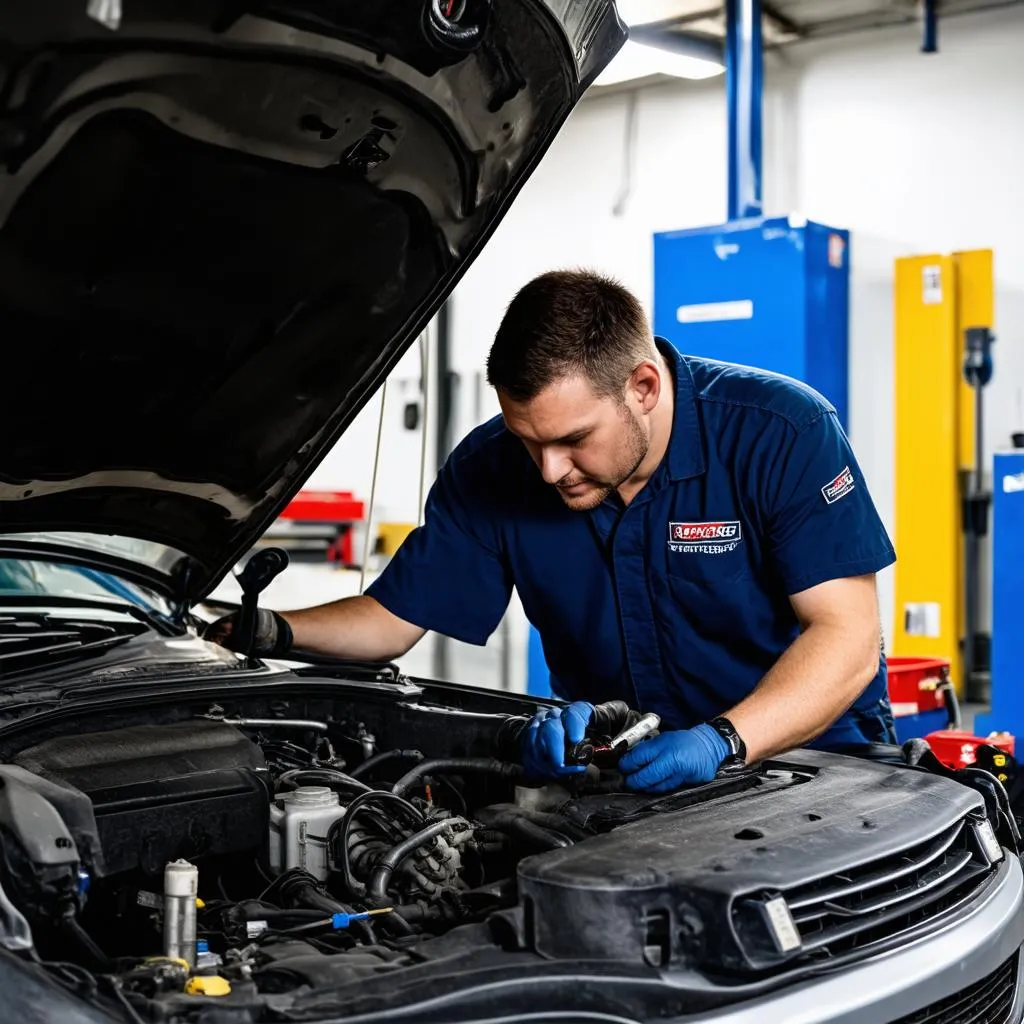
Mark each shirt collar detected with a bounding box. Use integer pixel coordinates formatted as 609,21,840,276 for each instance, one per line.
657,337,706,481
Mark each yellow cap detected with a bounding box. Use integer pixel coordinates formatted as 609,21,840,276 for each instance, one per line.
185,976,232,997
195,897,206,909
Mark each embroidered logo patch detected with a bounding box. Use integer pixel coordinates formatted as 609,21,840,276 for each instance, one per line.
668,521,742,554
822,466,855,505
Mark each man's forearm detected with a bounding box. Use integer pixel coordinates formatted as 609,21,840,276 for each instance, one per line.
725,620,880,763
279,595,425,662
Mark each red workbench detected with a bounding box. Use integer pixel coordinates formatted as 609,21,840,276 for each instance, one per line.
264,490,366,566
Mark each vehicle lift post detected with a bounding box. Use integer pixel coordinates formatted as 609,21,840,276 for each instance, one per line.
962,326,994,701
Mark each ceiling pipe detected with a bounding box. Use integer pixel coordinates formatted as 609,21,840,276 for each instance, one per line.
725,0,764,221
922,0,938,52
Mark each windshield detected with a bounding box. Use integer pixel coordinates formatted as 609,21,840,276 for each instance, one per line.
0,556,169,614
0,531,184,573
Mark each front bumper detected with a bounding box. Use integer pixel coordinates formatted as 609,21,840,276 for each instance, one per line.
683,852,1024,1024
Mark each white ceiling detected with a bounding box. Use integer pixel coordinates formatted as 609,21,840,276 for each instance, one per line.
616,0,1022,46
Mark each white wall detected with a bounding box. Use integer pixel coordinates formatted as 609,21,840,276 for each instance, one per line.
453,4,1024,647
304,4,1024,676
305,339,435,533
791,9,1024,637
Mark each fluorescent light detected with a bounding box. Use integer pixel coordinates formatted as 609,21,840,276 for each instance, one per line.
615,0,698,27
593,39,724,86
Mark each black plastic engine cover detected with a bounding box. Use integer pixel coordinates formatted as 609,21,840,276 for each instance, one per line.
13,720,270,876
517,751,984,970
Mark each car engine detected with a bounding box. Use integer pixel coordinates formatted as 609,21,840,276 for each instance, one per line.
0,682,1010,1023
0,689,693,1019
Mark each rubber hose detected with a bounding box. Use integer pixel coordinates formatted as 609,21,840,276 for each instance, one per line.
277,768,374,794
391,758,522,797
511,818,570,850
367,817,472,901
243,907,324,923
391,902,428,923
336,791,426,899
279,875,347,916
473,806,571,850
275,874,376,943
350,749,425,780
942,681,963,729
475,803,588,842
475,829,509,845
382,909,416,936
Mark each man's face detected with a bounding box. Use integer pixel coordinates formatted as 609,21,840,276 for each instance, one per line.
498,375,649,512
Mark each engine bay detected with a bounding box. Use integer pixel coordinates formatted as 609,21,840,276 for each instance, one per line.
0,681,718,1021
0,675,1008,1023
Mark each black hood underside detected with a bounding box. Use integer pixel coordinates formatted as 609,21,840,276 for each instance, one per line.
0,0,626,599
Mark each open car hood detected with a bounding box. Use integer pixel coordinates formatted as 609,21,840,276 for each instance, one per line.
0,0,626,601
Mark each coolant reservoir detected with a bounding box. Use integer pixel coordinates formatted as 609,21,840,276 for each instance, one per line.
269,786,346,881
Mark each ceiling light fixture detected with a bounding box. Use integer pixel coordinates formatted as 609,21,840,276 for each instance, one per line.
614,0,698,27
593,38,725,86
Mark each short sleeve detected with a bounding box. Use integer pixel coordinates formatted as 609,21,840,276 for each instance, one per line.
763,411,895,595
364,446,512,646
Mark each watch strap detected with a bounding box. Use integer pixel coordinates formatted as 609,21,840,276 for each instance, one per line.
707,716,747,762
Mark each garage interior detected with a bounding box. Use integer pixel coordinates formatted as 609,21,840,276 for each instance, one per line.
3,1,1024,1021
238,0,1024,731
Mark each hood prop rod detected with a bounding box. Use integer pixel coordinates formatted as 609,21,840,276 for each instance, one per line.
234,547,289,666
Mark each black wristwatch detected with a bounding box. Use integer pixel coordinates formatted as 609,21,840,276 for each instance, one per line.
707,716,747,767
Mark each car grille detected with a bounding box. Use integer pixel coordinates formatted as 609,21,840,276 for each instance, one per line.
889,951,1018,1024
733,815,999,971
781,815,995,958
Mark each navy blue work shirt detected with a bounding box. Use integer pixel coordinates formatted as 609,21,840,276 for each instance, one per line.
367,340,898,751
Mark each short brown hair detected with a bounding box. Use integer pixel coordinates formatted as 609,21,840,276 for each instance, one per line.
485,269,655,402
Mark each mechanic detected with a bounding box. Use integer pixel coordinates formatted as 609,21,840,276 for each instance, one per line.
207,270,897,794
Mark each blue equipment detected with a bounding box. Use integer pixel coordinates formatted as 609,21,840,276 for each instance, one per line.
653,216,851,431
975,451,1024,740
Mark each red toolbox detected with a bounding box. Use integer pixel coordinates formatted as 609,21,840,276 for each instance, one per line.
267,490,366,566
925,729,1015,771
888,656,955,742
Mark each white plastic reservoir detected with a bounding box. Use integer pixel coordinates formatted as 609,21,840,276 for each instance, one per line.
269,786,346,881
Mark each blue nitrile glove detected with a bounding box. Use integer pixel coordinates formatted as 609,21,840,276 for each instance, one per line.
619,724,730,793
521,701,595,779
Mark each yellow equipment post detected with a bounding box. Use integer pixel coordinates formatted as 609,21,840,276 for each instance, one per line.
891,249,994,695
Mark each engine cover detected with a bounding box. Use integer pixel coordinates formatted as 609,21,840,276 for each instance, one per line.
517,752,986,972
13,720,271,875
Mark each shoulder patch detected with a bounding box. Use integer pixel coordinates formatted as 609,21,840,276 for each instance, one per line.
822,466,855,505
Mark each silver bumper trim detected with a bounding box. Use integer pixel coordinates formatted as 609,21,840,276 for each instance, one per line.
684,853,1024,1024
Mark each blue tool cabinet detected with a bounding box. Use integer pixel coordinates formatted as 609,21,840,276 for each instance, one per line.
653,216,851,430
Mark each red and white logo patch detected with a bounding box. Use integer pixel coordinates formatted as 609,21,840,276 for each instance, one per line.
670,522,740,542
668,521,742,554
821,466,855,505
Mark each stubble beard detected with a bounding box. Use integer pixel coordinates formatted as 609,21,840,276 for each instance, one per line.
555,408,649,512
